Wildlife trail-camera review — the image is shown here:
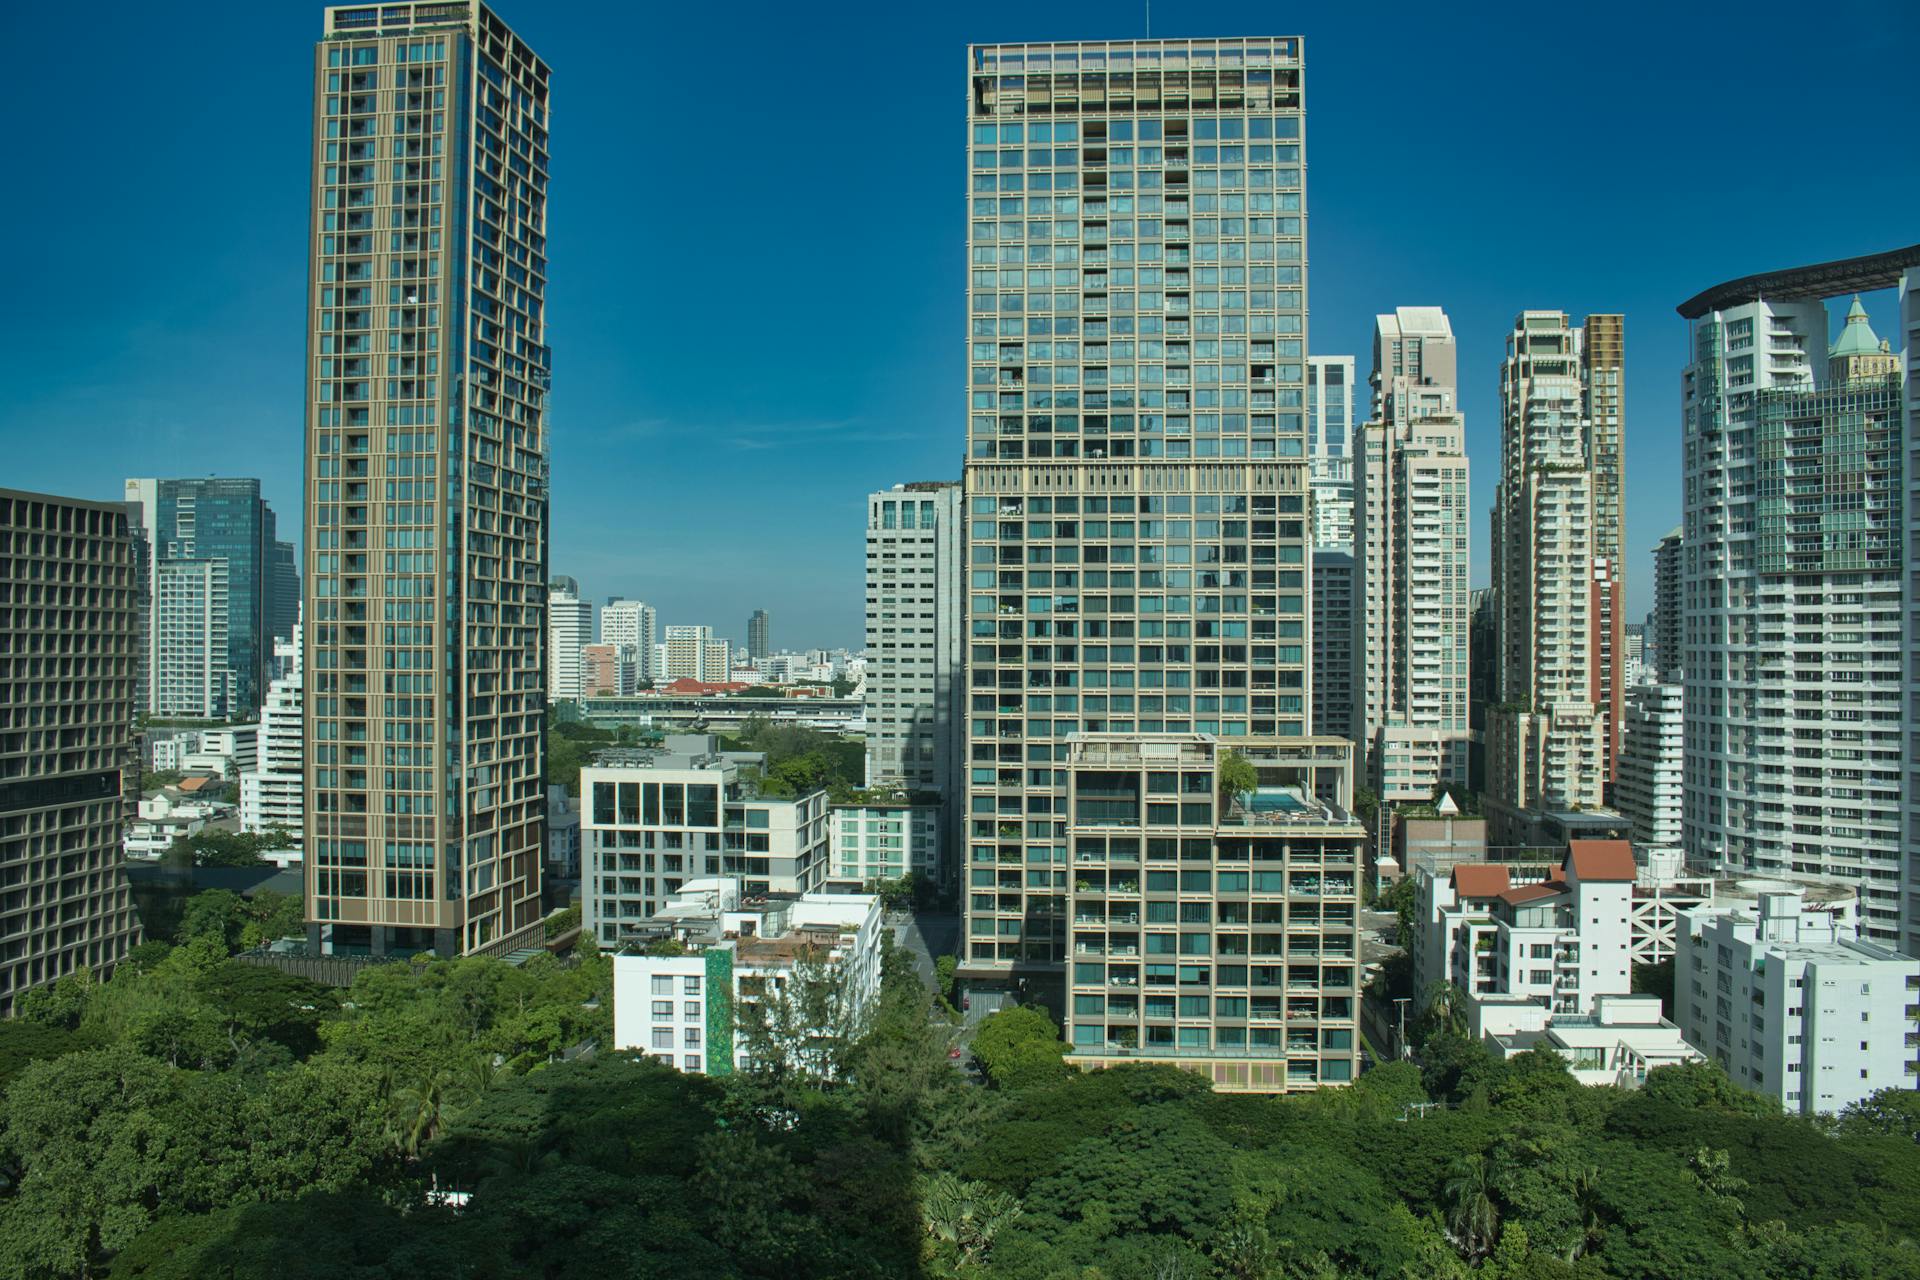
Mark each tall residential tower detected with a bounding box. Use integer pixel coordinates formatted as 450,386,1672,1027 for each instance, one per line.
964,39,1357,1092
1352,307,1471,801
303,1,550,956
1677,250,1917,948
1486,312,1627,844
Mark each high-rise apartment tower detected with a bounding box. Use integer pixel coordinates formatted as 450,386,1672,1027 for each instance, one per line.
1352,307,1471,801
0,490,143,1013
303,1,550,956
1677,250,1917,948
963,39,1353,1091
1486,312,1626,842
746,610,770,661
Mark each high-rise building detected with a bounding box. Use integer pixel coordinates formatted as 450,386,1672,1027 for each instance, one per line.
1622,623,1645,691
303,1,550,957
600,599,657,681
268,539,300,644
1306,355,1354,554
152,556,235,718
1617,683,1682,849
863,484,964,886
1352,307,1471,801
746,610,770,661
662,625,713,680
548,583,591,701
1650,526,1682,684
0,490,143,1014
1678,251,1915,948
963,37,1325,1085
124,477,283,715
1309,548,1353,741
1487,311,1626,842
1902,265,1920,959
242,623,305,842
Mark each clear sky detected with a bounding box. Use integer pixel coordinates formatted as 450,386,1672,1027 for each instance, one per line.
2,0,1914,649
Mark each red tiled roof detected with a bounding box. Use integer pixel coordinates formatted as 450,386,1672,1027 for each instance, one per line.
1500,880,1568,907
1566,839,1638,883
1451,864,1511,897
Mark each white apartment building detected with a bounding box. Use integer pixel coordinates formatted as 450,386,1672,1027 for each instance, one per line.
1617,683,1682,849
1412,840,1700,1085
828,801,941,886
1679,258,1915,950
581,738,830,948
240,624,303,844
153,557,234,718
600,599,658,681
862,483,963,889
1488,312,1624,840
1650,527,1682,684
611,878,884,1077
548,586,592,701
1677,888,1919,1114
1353,307,1471,800
1413,841,1714,976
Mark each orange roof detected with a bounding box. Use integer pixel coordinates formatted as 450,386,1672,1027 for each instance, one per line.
1451,864,1510,897
1566,839,1638,883
177,776,216,792
1500,880,1568,907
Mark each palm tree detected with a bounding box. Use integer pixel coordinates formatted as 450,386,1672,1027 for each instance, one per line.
389,1065,459,1159
1421,980,1470,1040
1568,1163,1606,1260
1443,1153,1501,1261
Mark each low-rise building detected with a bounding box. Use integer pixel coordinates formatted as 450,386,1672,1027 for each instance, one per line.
581,737,830,949
611,878,883,1076
828,800,941,887
125,794,225,859
1061,735,1366,1093
1677,887,1919,1115
1478,993,1702,1087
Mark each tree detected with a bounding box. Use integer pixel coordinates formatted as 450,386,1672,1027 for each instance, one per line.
1417,980,1470,1042
970,1006,1069,1091
1443,1153,1502,1261
921,1171,1022,1268
1836,1088,1920,1140
934,954,958,1003
1217,749,1258,808
736,953,862,1084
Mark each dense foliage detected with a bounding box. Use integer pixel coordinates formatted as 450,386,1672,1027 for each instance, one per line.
1,909,1917,1279
724,717,866,801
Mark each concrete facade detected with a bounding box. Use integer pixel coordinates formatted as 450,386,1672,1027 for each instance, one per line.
0,490,143,1014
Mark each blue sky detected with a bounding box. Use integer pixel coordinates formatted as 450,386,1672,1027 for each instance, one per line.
2,0,1914,649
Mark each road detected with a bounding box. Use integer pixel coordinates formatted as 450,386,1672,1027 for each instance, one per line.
887,908,958,990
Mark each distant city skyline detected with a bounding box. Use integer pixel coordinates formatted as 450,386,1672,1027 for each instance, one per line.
3,1,1915,646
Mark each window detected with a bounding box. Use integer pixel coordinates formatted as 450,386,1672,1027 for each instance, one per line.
652,1000,673,1020
650,974,672,995
684,1002,702,1020
684,1055,703,1072
684,976,702,995
685,1027,703,1047
651,1028,672,1049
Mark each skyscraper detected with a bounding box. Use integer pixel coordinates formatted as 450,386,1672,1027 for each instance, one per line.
1617,682,1682,848
124,476,283,715
863,483,964,884
242,623,306,843
964,39,1355,1091
303,1,550,957
746,609,770,661
269,539,301,644
0,489,143,1014
1487,311,1627,843
548,583,591,701
1352,307,1471,802
1678,251,1916,948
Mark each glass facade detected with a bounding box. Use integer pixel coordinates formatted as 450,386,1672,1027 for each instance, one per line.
962,38,1311,977
304,2,549,956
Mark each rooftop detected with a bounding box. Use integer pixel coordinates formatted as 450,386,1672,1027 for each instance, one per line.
1566,840,1637,883
1676,244,1920,320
